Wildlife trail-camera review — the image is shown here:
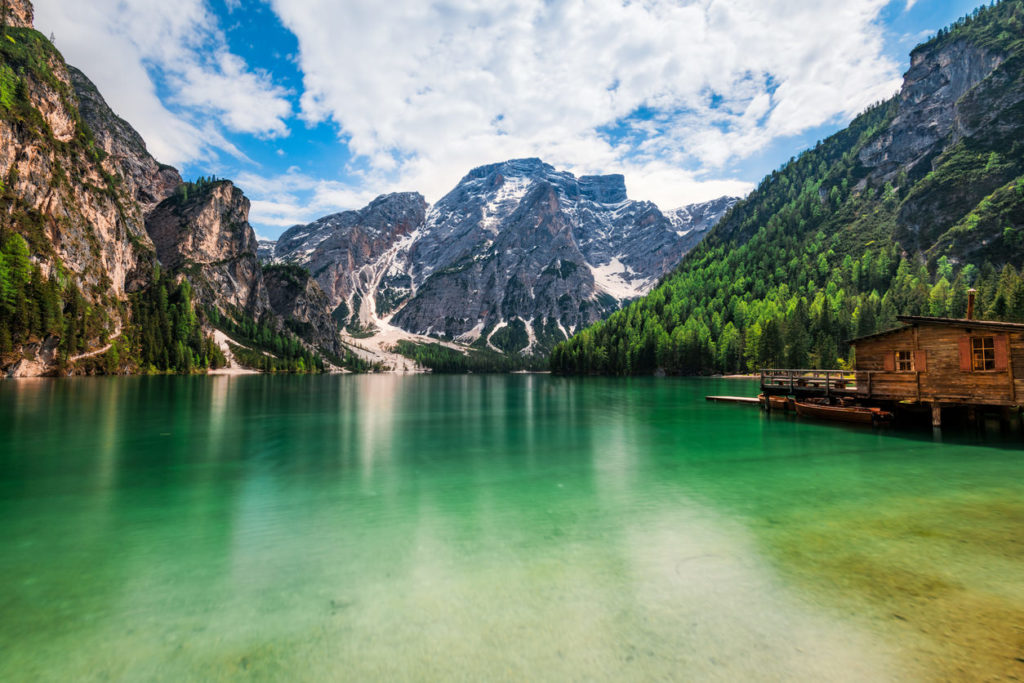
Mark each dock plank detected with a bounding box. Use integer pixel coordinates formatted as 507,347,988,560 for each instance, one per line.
706,395,760,405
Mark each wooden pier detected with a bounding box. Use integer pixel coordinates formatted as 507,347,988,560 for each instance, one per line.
760,369,859,399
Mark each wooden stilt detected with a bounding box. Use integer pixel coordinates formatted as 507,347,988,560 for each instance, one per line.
931,404,942,428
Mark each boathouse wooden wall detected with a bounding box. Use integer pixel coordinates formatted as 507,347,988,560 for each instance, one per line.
853,323,1024,406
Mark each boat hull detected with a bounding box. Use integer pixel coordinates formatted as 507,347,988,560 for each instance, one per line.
794,402,892,425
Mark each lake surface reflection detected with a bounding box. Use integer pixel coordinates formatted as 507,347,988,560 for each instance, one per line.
2,375,1022,680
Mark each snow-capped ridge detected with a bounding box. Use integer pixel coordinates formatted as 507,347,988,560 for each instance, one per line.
270,159,736,353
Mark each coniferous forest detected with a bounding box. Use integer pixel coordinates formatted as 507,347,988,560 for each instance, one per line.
129,267,226,373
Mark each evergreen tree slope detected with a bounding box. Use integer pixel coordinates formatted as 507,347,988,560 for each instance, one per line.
552,0,1024,376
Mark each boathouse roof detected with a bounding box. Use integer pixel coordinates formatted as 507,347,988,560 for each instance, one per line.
848,316,1024,345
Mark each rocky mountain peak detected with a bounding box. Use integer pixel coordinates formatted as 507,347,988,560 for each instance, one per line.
360,191,428,229
452,158,628,204
461,157,554,184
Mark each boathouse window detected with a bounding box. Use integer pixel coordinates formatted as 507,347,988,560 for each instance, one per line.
895,350,913,372
971,336,996,371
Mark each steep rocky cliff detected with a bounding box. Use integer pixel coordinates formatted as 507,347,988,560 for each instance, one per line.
0,1,160,374
273,158,736,353
145,180,270,317
262,263,348,362
859,41,1005,180
69,66,181,215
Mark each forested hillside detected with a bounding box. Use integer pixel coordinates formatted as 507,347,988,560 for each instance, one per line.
552,0,1024,376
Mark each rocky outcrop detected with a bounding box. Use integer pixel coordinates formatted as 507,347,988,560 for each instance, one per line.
263,264,347,361
860,40,1005,180
6,0,34,29
0,9,154,305
273,158,736,352
145,181,270,317
0,3,348,377
68,66,181,215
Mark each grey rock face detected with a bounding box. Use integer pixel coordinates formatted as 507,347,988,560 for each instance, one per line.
853,36,1022,255
69,66,182,216
145,181,270,317
275,158,735,352
263,265,347,361
394,180,604,345
257,240,277,262
273,192,427,328
668,196,740,253
859,39,1005,180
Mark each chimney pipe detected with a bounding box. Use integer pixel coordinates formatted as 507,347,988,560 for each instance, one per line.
967,288,977,320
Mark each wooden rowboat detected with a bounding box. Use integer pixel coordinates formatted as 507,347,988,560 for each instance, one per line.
794,401,893,425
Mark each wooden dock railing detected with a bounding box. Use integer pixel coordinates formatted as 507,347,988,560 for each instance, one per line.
760,369,859,396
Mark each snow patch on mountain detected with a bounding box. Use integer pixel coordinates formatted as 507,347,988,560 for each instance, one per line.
590,257,651,300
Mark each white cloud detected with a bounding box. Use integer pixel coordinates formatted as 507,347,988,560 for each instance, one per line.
170,51,292,139
33,0,291,167
234,169,380,228
269,0,902,210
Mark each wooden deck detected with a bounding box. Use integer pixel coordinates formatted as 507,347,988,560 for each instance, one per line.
760,369,860,398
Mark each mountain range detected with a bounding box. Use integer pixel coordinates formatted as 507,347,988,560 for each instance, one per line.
0,0,733,376
264,159,735,355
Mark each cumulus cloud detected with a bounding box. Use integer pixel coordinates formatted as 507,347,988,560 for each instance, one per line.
234,169,381,228
33,0,291,167
269,0,902,209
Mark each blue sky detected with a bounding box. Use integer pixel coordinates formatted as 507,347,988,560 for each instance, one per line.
34,0,984,239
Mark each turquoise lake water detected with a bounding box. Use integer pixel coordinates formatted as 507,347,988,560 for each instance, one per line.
1,375,1023,680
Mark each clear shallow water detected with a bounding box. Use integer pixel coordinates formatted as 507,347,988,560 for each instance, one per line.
1,375,1023,681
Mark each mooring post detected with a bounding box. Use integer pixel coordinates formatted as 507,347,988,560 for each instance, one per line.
931,403,942,428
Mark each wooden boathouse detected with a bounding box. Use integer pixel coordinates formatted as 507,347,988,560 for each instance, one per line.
760,295,1024,427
